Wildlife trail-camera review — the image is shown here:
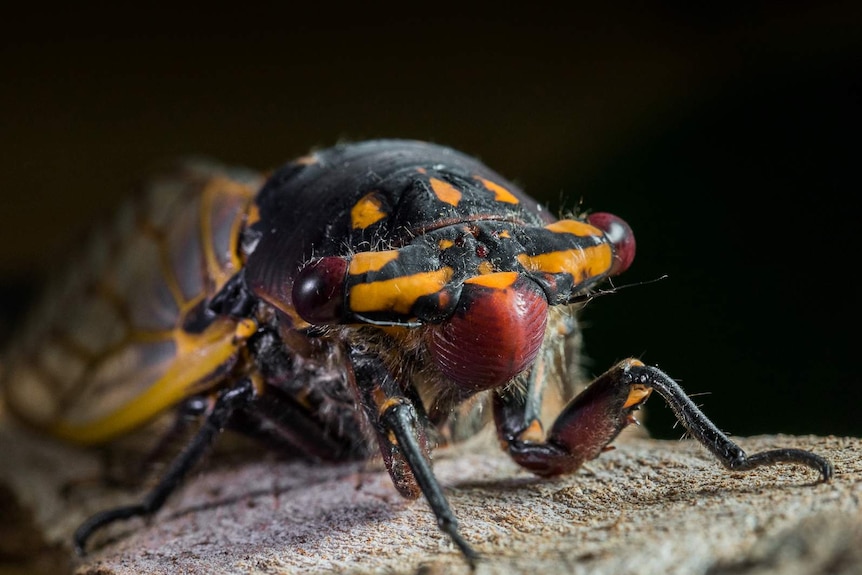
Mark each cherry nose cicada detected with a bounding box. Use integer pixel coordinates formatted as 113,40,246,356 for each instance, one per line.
1,140,832,565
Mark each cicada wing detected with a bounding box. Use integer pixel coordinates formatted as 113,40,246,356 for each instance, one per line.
2,161,264,444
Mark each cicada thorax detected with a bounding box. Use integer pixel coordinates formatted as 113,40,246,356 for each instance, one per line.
2,161,263,444
243,140,553,330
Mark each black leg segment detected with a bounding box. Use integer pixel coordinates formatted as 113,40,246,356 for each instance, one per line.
635,361,833,480
73,378,256,555
381,401,480,567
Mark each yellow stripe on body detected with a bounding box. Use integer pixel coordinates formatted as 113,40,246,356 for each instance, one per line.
465,271,519,289
349,250,400,275
518,244,613,278
516,219,613,278
545,219,603,237
349,268,454,315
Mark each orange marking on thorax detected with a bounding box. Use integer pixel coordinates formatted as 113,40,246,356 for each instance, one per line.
351,192,388,229
477,177,519,204
429,178,462,206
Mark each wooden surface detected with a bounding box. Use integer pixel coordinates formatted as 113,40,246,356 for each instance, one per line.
0,420,859,575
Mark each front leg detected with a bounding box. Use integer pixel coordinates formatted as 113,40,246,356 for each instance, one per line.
347,347,479,565
495,358,833,481
495,358,648,476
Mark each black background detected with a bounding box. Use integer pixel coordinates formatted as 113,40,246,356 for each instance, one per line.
2,4,859,438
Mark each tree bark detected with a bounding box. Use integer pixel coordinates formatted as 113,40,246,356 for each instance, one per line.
1,419,859,575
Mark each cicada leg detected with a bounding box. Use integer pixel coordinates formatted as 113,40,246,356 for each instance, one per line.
74,378,256,555
133,396,212,474
348,347,480,567
495,358,833,481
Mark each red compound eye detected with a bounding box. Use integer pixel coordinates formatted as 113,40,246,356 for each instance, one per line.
427,274,548,392
586,212,636,276
292,257,348,324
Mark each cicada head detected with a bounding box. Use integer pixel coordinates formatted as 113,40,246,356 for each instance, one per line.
291,211,635,392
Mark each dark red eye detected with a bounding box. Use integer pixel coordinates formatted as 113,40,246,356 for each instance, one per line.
427,274,548,392
292,257,348,324
586,212,636,276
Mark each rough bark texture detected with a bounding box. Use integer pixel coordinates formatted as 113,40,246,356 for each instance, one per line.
1,419,859,575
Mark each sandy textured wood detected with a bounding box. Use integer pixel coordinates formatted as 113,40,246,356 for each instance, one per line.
0,419,859,575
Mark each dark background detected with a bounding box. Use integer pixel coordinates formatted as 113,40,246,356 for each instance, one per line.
1,4,859,439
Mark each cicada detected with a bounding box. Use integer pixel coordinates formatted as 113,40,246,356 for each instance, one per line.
1,140,832,564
